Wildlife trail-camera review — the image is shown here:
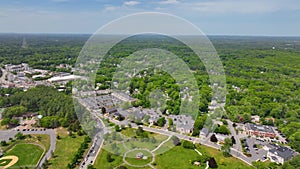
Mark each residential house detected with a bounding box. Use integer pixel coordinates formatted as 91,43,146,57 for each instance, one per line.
169,114,195,134
200,128,209,138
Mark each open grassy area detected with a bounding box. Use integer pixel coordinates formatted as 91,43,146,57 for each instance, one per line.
125,149,153,166
48,128,86,169
0,159,12,166
6,143,44,168
95,127,254,169
96,143,254,169
154,145,200,169
196,145,254,169
94,149,151,169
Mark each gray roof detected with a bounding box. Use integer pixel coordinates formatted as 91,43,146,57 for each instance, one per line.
269,146,294,161
246,123,274,133
200,128,209,135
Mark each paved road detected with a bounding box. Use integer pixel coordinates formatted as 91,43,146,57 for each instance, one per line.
0,129,56,168
227,120,243,151
79,110,105,169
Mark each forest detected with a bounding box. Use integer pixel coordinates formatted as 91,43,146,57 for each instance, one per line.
0,33,300,153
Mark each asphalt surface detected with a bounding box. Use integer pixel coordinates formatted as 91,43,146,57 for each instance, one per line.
79,110,105,169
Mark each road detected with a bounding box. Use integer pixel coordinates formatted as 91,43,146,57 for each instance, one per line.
226,120,243,152
79,110,105,169
0,129,56,168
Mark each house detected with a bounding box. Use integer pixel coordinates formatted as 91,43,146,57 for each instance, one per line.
169,114,195,134
267,146,295,164
245,123,276,138
251,115,260,124
215,134,230,144
200,128,209,138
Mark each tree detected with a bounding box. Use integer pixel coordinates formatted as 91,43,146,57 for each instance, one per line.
208,157,218,168
231,136,236,144
87,165,96,169
0,118,10,126
101,107,106,114
0,140,7,146
115,125,121,132
156,117,166,127
143,115,150,124
210,134,218,143
168,118,173,126
172,136,181,146
117,166,128,169
106,153,114,163
215,125,230,135
182,140,194,149
282,155,300,169
221,138,232,157
224,138,233,146
15,132,25,140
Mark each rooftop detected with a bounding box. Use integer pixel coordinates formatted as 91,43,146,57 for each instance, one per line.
246,123,274,133
269,146,295,161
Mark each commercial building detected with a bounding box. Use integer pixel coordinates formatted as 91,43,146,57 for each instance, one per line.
245,123,276,138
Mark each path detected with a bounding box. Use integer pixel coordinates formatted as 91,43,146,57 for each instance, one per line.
194,149,202,156
151,135,172,153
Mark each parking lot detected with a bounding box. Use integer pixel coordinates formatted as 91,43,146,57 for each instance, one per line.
244,137,268,162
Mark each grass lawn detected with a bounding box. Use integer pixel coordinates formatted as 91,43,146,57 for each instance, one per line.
0,159,12,166
95,128,254,169
154,145,200,169
94,149,151,169
197,145,254,169
48,128,86,169
6,143,44,168
125,149,153,166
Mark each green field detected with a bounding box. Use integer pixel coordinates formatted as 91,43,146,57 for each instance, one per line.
48,128,86,169
94,141,254,169
94,149,151,169
5,143,44,168
125,149,153,166
0,159,12,166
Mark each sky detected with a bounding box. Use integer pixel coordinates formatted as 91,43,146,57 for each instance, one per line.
0,0,300,36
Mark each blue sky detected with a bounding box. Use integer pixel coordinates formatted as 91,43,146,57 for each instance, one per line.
0,0,300,36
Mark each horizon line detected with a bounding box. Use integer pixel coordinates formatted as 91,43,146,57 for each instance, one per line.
0,32,300,38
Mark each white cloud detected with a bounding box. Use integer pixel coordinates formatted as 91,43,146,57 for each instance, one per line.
104,6,119,11
123,1,140,6
158,0,179,5
184,0,300,14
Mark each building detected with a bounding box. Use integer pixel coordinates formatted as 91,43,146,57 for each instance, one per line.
111,92,137,102
5,63,29,72
200,128,209,138
169,114,195,134
47,75,83,83
251,115,260,124
245,123,276,138
267,146,295,164
215,134,230,144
